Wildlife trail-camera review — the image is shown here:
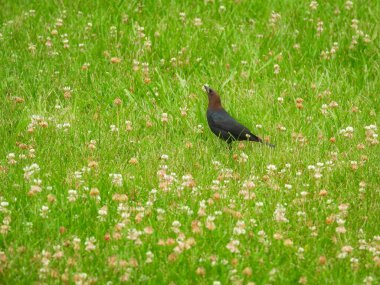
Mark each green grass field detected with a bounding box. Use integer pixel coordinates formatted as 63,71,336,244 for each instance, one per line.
1,0,379,284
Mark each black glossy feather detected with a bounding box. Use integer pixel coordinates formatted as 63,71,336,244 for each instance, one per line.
207,109,261,143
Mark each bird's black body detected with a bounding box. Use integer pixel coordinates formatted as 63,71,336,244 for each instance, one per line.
204,85,275,148
207,109,261,144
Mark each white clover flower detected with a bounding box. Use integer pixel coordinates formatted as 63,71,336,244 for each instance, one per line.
274,64,280,74
273,204,289,223
310,1,318,10
193,18,203,27
109,173,123,187
233,220,246,235
67,189,78,202
110,125,119,133
345,1,353,10
146,251,154,263
40,205,50,219
97,206,108,221
161,154,169,160
226,239,240,253
267,164,277,171
23,163,40,180
85,236,96,251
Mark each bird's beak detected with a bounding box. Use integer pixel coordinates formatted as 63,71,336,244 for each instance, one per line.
204,85,211,94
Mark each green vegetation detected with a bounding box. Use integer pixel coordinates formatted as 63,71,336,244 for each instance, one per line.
0,0,379,284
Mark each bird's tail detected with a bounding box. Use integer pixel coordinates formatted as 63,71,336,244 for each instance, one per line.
248,134,275,148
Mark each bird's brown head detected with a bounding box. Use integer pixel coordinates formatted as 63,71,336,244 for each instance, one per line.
204,85,222,110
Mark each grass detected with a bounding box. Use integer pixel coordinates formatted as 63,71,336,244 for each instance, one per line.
0,0,379,284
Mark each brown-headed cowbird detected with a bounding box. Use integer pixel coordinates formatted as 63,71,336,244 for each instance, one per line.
204,85,275,148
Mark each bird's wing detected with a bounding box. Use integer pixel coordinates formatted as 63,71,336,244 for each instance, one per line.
209,109,260,141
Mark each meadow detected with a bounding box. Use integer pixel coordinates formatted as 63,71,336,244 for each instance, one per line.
0,0,379,284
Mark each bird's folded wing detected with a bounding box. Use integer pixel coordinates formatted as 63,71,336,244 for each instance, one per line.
210,111,252,139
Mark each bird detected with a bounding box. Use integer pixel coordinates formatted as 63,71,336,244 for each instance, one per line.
204,85,275,148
